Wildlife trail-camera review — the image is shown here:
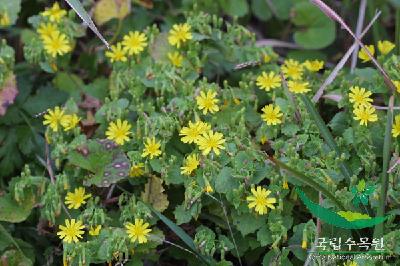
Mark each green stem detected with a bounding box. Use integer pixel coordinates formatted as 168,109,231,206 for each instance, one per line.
109,19,123,45
367,0,380,43
396,8,400,55
374,96,394,238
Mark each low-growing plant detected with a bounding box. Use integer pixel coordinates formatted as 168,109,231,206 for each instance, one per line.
1,1,400,266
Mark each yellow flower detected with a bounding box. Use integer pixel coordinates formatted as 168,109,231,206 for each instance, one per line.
61,114,80,131
303,60,324,72
377,40,395,55
197,130,225,156
0,12,10,26
393,80,400,93
281,59,303,80
180,154,200,175
42,31,71,57
246,186,276,215
168,52,184,67
57,219,85,243
261,104,283,125
233,98,241,105
392,115,400,137
43,106,65,132
37,23,58,39
141,137,162,159
287,80,310,94
263,54,271,63
168,23,192,48
353,105,378,126
122,31,147,55
256,71,281,91
282,181,289,190
106,119,132,145
358,45,375,63
204,185,213,193
89,225,102,236
260,135,267,144
196,90,219,115
129,163,145,177
301,240,307,249
179,121,211,144
65,187,91,209
105,43,127,63
125,219,152,244
42,2,67,23
343,261,358,266
348,86,373,107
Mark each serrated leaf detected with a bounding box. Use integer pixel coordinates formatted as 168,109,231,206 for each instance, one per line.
141,176,169,212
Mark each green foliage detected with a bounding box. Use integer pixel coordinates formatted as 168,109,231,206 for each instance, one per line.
0,0,400,265
291,2,336,49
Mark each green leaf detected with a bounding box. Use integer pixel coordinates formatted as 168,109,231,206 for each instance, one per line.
22,85,68,115
68,139,131,187
0,194,34,223
291,2,336,49
215,167,238,194
256,225,273,246
0,249,32,266
269,157,347,211
232,211,265,236
53,72,84,99
0,223,21,252
251,0,272,21
150,207,215,265
174,204,193,225
274,0,293,20
219,0,249,17
300,95,352,180
357,179,366,192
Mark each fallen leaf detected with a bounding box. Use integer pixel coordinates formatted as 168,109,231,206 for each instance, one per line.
94,0,131,25
141,175,169,212
0,74,18,116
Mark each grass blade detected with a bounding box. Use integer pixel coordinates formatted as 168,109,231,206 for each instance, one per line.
301,95,352,180
150,207,215,265
64,0,110,48
268,156,346,210
374,96,394,238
